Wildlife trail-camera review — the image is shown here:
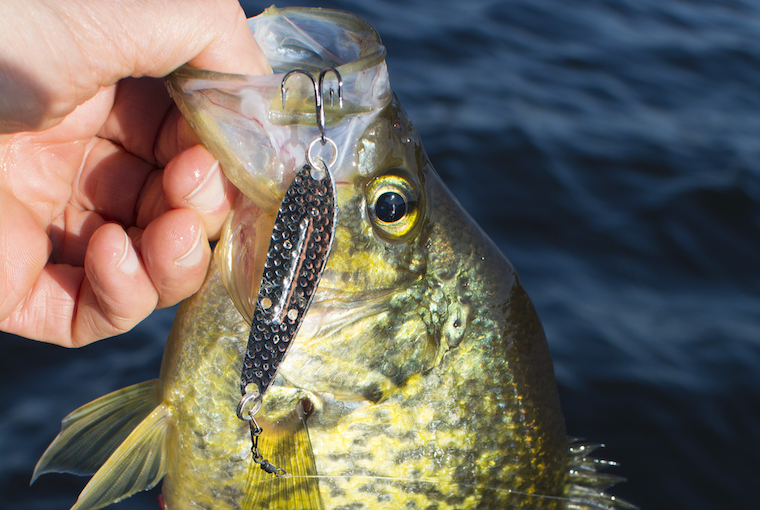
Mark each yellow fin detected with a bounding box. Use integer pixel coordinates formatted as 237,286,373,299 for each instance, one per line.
69,402,172,510
32,380,161,482
242,405,324,510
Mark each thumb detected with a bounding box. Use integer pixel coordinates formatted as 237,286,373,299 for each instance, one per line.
183,3,271,76
0,189,52,321
0,0,270,133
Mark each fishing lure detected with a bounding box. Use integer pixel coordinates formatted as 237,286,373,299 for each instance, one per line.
236,69,343,476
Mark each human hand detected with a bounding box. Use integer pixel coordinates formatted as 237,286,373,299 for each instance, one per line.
0,0,270,346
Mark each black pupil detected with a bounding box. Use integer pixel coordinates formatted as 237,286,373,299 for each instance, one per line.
375,192,407,223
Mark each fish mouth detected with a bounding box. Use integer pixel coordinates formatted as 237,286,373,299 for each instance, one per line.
166,7,395,325
166,6,390,214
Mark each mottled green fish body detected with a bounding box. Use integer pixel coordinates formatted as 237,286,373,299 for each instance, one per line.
33,7,628,510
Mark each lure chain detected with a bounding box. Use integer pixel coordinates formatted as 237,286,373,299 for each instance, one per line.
248,416,286,477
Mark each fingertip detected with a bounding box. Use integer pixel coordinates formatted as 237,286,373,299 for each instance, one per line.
184,160,225,211
77,223,158,343
85,224,145,282
163,144,236,239
141,208,211,308
174,227,205,268
115,228,141,274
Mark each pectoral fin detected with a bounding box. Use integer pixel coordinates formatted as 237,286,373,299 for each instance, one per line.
70,402,172,510
32,380,161,482
243,401,324,510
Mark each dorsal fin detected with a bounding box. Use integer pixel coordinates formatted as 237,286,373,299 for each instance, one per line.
242,401,324,510
565,442,637,510
32,380,161,482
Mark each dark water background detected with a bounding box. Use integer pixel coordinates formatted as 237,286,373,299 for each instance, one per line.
3,1,760,509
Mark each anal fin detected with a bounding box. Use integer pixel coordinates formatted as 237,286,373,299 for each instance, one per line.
33,380,161,482
242,403,323,510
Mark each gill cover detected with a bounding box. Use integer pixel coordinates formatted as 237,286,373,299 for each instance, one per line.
167,7,392,322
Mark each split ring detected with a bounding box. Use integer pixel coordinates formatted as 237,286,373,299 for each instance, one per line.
307,137,338,173
236,390,262,421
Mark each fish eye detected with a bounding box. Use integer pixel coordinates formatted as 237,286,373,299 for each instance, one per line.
375,192,406,223
366,171,421,240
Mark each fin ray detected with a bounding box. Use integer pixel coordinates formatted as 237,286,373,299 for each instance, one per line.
32,380,161,482
242,408,323,510
70,402,172,510
566,441,637,510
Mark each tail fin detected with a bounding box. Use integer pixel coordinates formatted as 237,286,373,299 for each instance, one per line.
33,380,172,510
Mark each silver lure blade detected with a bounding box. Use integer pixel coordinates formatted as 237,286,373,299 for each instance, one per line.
239,164,337,403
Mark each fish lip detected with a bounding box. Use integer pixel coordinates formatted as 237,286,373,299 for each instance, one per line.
311,285,400,303
308,278,424,311
170,7,387,82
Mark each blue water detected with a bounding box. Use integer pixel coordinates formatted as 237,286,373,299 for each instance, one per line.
3,1,760,509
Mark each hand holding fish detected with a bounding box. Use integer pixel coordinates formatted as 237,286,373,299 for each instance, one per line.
0,0,270,346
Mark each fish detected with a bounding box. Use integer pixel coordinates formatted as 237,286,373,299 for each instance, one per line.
32,6,630,510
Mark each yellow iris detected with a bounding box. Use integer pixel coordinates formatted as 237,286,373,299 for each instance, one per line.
365,170,422,241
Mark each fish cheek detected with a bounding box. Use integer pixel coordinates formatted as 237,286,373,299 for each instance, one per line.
373,323,439,389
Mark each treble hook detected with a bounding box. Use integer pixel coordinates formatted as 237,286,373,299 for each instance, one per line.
317,68,343,144
281,68,343,145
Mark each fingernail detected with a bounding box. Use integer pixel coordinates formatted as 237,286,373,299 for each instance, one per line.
184,160,225,211
117,231,140,275
175,228,204,268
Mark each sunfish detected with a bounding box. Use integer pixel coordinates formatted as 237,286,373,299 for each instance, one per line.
33,7,628,510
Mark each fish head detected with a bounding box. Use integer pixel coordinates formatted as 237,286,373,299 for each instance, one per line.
166,6,468,402
168,6,390,327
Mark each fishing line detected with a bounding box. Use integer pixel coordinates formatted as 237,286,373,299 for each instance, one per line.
283,473,573,502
